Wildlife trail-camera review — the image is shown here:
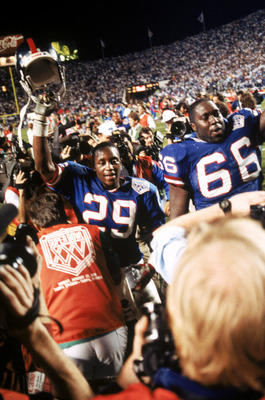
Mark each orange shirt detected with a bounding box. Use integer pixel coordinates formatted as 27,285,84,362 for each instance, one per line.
37,223,124,345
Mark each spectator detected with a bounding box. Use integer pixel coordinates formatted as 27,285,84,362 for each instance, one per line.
27,192,127,385
240,91,260,115
215,100,230,118
127,111,142,143
136,101,156,130
97,111,130,141
253,89,264,106
5,9,265,121
212,92,225,103
231,90,244,112
175,101,189,117
111,111,130,133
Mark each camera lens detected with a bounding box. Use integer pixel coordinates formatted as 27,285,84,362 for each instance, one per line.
0,242,37,277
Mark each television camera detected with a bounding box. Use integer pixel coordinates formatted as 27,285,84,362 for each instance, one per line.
168,117,192,142
133,302,179,385
0,134,37,202
50,117,91,163
111,130,133,164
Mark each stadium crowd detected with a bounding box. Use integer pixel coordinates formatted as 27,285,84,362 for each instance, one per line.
0,8,265,123
2,6,265,400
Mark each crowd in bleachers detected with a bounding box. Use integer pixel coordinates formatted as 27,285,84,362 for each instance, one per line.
0,8,265,123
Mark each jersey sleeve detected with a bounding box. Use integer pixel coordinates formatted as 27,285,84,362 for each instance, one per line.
133,178,166,232
45,161,92,198
159,143,189,189
152,161,169,200
228,108,261,144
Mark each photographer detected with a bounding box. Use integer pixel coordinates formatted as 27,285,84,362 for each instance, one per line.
137,127,164,163
128,111,142,144
92,200,265,400
0,203,93,400
4,158,45,233
161,109,192,145
51,117,92,166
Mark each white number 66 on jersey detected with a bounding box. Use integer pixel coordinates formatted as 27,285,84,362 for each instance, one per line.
159,137,260,198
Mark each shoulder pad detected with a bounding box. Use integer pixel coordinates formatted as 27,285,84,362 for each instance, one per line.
162,143,187,162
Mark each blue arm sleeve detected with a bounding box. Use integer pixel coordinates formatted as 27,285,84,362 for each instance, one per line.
152,161,170,200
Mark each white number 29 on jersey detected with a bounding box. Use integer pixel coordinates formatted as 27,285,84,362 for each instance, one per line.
83,193,137,238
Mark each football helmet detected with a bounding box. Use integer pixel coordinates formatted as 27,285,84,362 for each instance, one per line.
15,37,66,104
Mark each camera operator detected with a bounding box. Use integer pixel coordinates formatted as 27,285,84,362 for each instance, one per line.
137,127,164,163
4,157,45,234
0,204,93,400
90,199,265,400
51,117,94,168
161,109,192,145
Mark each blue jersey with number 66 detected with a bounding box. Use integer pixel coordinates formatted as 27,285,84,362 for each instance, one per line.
159,109,262,210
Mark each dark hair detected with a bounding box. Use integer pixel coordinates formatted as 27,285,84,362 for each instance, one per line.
215,101,229,118
138,126,154,139
213,92,225,102
115,131,132,143
188,98,213,123
241,92,256,110
176,101,189,113
92,141,120,164
27,192,67,228
128,111,140,122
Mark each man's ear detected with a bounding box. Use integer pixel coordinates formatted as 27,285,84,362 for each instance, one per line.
190,122,196,132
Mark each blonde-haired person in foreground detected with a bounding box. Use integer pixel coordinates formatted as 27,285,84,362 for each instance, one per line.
101,209,265,400
166,216,265,397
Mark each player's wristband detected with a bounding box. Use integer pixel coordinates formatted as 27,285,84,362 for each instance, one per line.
32,115,49,137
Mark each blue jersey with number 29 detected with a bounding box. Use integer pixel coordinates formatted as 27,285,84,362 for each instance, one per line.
159,109,261,210
47,161,165,267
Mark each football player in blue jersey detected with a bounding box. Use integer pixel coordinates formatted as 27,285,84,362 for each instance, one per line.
33,138,166,269
159,98,265,218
